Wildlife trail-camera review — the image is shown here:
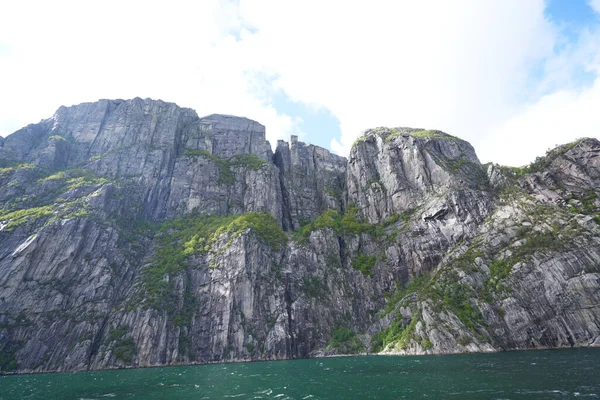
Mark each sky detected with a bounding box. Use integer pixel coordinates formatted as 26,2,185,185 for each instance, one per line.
1,0,599,166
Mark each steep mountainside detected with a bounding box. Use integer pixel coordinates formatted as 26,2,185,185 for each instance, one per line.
0,98,598,373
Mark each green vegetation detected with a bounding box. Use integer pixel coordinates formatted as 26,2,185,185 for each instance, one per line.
325,185,342,199
173,285,197,328
384,273,430,314
327,326,365,354
140,212,285,308
568,191,599,224
108,326,128,341
141,214,234,305
0,164,103,231
183,149,234,184
488,257,513,280
214,212,286,251
385,129,457,143
580,192,598,215
294,205,379,242
371,313,421,352
0,163,36,179
112,337,136,363
446,158,479,174
182,150,267,184
48,135,67,142
351,133,370,148
500,138,584,178
431,280,484,330
419,200,583,327
352,254,377,276
303,276,327,298
0,166,121,232
0,342,19,371
1,165,110,229
0,186,94,232
87,154,105,162
447,247,484,272
231,153,268,170
86,146,131,163
382,208,418,236
352,128,458,148
38,168,110,190
108,326,136,364
383,265,484,335
0,206,54,231
366,179,386,194
245,343,254,354
483,229,568,294
379,250,486,338
39,171,67,182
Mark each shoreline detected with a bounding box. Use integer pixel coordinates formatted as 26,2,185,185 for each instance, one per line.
3,343,599,377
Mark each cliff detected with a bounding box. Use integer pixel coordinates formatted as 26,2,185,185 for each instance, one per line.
0,98,598,373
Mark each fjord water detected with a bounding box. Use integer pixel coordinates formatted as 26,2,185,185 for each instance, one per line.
1,349,599,400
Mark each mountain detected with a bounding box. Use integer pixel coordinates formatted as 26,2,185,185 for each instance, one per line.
0,98,598,373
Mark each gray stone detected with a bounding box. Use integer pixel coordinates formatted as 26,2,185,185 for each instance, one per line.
0,99,598,373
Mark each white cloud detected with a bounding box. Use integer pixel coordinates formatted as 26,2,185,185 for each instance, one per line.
590,0,600,14
236,1,557,158
481,25,600,166
0,0,298,146
482,79,600,166
0,0,598,166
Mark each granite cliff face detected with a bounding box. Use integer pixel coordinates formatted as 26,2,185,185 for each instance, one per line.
0,98,599,373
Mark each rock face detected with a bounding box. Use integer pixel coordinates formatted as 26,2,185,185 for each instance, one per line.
274,135,346,230
0,98,599,374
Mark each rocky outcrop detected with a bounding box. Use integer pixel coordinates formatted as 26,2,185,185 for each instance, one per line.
0,98,281,221
274,135,346,230
0,98,598,374
373,138,600,355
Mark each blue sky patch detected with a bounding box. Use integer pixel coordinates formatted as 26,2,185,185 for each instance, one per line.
546,0,598,28
247,71,342,149
269,90,341,149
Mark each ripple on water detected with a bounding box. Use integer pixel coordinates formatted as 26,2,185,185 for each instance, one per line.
1,348,599,400
255,388,273,395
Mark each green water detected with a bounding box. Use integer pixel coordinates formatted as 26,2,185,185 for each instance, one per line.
1,348,599,399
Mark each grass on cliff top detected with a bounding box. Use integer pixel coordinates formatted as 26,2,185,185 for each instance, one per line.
385,129,457,142
352,128,459,148
498,138,585,178
140,212,285,308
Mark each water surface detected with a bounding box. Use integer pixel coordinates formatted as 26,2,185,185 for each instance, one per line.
1,348,599,399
